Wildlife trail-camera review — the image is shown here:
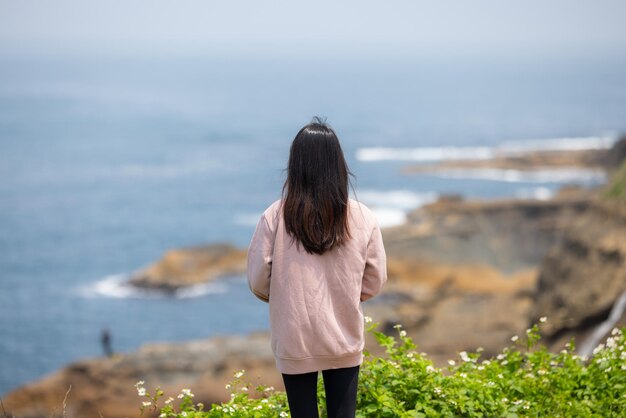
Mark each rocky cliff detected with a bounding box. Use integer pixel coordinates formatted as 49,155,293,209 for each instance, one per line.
530,161,626,351
383,191,592,273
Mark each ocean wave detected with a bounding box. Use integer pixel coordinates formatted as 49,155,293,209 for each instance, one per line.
356,146,494,162
514,187,554,200
421,168,606,183
356,134,616,162
357,190,439,227
77,274,229,299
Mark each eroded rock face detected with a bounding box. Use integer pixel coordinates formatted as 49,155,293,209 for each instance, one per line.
384,193,592,274
2,332,282,418
530,199,626,346
127,244,247,291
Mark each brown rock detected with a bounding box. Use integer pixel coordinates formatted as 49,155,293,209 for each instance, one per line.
383,193,591,273
2,332,282,418
128,244,247,291
530,198,626,345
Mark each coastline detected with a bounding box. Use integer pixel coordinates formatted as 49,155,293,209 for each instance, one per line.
3,138,625,417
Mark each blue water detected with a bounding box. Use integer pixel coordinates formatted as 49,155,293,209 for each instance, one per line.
1,51,625,395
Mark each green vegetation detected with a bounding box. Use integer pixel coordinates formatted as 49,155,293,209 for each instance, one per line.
603,159,626,199
136,319,626,417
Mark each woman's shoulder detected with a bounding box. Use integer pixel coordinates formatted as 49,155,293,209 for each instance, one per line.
348,198,378,228
260,199,283,222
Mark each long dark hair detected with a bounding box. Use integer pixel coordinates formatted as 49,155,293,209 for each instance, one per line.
282,117,352,255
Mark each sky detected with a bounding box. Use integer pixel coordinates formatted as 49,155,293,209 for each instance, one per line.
1,0,626,58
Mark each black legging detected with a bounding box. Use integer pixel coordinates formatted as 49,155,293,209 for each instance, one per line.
281,365,360,418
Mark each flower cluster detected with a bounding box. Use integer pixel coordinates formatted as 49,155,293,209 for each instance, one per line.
136,318,626,417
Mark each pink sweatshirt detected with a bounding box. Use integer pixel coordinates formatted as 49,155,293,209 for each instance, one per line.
247,198,387,374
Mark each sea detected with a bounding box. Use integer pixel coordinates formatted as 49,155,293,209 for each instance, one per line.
1,51,625,395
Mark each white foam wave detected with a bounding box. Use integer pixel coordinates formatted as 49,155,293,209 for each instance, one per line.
77,274,229,299
357,190,439,227
500,135,616,153
514,187,554,200
356,146,494,162
370,208,408,228
358,190,439,210
422,168,606,183
356,134,616,162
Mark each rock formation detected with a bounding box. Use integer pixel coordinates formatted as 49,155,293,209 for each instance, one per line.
383,191,592,273
529,167,626,351
127,244,247,292
2,332,281,418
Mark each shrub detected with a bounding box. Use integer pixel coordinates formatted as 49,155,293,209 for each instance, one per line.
136,318,626,417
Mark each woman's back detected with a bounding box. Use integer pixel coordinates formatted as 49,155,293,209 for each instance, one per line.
248,197,386,374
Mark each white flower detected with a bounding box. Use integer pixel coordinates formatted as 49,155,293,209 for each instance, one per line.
234,370,245,379
393,324,402,330
448,359,456,366
137,387,146,396
434,387,442,394
399,330,407,337
142,401,152,407
611,327,620,336
160,414,167,418
181,388,194,397
164,397,174,405
364,316,373,323
477,365,485,371
539,316,547,323
134,380,145,387
459,351,470,362
497,373,504,379
262,399,269,403
255,405,263,410
264,386,275,392
460,373,467,378
482,360,491,365
593,344,605,355
280,412,289,417
426,365,436,373
497,354,505,360
476,346,484,352
538,369,547,375
502,398,508,403
406,352,414,359
242,386,248,392
225,384,231,390
181,412,187,417
501,360,508,365
511,335,519,342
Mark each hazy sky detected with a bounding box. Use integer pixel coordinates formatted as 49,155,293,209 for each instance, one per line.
1,0,626,57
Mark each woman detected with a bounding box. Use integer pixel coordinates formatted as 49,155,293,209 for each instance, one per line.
247,117,387,418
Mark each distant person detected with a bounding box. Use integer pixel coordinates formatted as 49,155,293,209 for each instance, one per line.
247,117,387,418
101,327,113,357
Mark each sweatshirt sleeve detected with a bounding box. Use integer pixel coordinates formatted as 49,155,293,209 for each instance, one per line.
247,213,274,303
360,222,387,302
